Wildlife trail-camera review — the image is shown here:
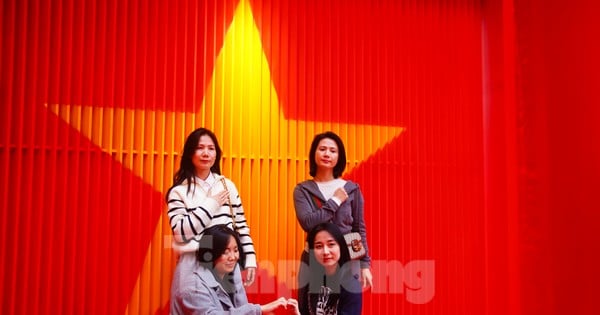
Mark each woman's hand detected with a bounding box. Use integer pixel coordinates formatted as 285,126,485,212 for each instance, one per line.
361,268,373,288
260,297,300,314
209,189,230,206
286,298,301,315
333,187,349,203
243,267,256,286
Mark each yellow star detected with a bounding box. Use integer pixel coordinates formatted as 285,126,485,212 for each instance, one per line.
46,0,404,312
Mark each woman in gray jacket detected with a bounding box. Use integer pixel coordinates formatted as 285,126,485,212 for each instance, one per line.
171,224,299,314
294,131,373,314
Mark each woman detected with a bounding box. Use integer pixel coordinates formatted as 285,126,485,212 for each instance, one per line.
294,131,372,312
300,222,362,315
166,128,257,311
171,225,300,314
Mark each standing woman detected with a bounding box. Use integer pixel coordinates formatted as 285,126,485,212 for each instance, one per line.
294,131,373,312
166,128,257,311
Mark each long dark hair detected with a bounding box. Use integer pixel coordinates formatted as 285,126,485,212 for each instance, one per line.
166,128,222,200
308,131,347,178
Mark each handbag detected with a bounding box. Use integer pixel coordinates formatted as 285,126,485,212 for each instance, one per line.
344,231,366,260
219,177,237,230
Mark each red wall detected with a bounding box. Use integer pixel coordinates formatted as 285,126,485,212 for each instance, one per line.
1,0,599,314
513,0,600,313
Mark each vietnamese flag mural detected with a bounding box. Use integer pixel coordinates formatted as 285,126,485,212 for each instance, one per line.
2,0,599,315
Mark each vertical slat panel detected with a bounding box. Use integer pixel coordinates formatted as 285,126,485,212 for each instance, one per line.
1,0,492,314
0,0,13,304
25,1,40,314
6,0,22,312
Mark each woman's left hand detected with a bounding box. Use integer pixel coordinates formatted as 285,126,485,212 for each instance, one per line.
244,267,256,286
286,298,301,315
361,268,373,288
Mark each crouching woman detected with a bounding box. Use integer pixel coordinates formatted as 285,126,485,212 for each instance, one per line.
299,222,362,315
171,224,299,314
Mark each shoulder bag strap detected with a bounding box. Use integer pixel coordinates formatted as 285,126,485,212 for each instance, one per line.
219,177,237,230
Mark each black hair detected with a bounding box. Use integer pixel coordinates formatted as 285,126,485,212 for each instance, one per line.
166,127,222,200
305,223,351,314
306,222,351,268
308,131,347,178
196,224,245,269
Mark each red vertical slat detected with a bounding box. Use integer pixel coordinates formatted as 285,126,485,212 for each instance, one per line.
42,0,61,311
11,0,28,314
501,2,520,313
482,1,514,314
34,0,51,313
77,1,94,312
26,2,42,314
1,0,16,311
88,1,105,311
0,9,11,307
60,0,74,311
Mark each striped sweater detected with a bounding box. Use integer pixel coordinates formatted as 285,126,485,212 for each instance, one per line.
166,174,257,269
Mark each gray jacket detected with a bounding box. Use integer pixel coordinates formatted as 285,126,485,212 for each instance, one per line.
293,180,371,268
171,262,261,315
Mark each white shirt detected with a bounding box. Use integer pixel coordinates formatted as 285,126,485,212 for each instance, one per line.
316,178,346,205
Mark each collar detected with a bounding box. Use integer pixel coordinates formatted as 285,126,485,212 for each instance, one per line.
300,179,358,197
193,263,221,288
190,172,226,190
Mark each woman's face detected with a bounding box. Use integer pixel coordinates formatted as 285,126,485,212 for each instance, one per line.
192,135,217,177
313,230,341,272
214,235,240,278
314,138,339,171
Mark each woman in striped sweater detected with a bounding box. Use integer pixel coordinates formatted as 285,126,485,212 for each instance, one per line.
166,128,257,312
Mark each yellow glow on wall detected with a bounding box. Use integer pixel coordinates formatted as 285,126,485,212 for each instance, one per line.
45,0,404,313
